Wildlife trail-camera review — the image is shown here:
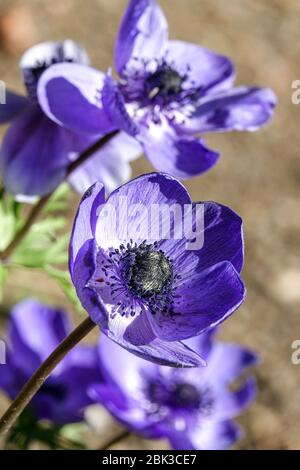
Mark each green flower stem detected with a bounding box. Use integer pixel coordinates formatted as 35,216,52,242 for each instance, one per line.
0,317,96,444
0,130,119,261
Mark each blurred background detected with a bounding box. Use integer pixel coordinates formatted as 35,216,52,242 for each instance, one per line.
0,0,299,450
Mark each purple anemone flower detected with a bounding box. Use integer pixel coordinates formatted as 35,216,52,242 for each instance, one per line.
90,330,258,450
69,173,245,367
0,299,100,424
0,40,141,199
38,0,276,180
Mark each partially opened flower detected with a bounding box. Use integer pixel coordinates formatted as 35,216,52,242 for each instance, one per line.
69,173,245,367
90,330,258,450
0,299,100,424
38,0,276,180
0,40,141,199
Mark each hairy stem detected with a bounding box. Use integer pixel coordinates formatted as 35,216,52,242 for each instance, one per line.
0,317,96,443
0,130,119,261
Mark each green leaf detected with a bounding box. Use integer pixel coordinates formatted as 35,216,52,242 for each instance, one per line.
0,185,77,302
44,183,72,213
10,184,72,268
8,409,86,450
11,224,69,268
44,265,85,313
60,423,87,447
0,184,72,268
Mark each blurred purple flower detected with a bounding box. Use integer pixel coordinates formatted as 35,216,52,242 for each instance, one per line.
0,40,141,199
90,330,258,450
38,0,276,180
69,173,245,367
0,299,100,424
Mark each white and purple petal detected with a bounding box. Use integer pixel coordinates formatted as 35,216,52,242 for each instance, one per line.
158,199,243,275
165,40,235,93
115,0,168,75
149,261,245,341
95,172,191,249
214,377,257,421
203,342,259,385
97,334,156,394
104,310,205,367
69,181,105,279
69,183,111,331
21,40,90,100
37,63,114,135
139,118,220,179
186,86,276,134
195,201,244,273
102,75,139,136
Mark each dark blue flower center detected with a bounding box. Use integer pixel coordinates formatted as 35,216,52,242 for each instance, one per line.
122,246,172,298
146,68,184,100
40,382,67,401
145,371,215,416
148,379,206,412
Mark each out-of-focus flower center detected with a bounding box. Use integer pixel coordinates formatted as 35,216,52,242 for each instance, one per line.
147,379,201,411
122,245,172,298
146,68,183,101
168,383,201,410
147,378,214,415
